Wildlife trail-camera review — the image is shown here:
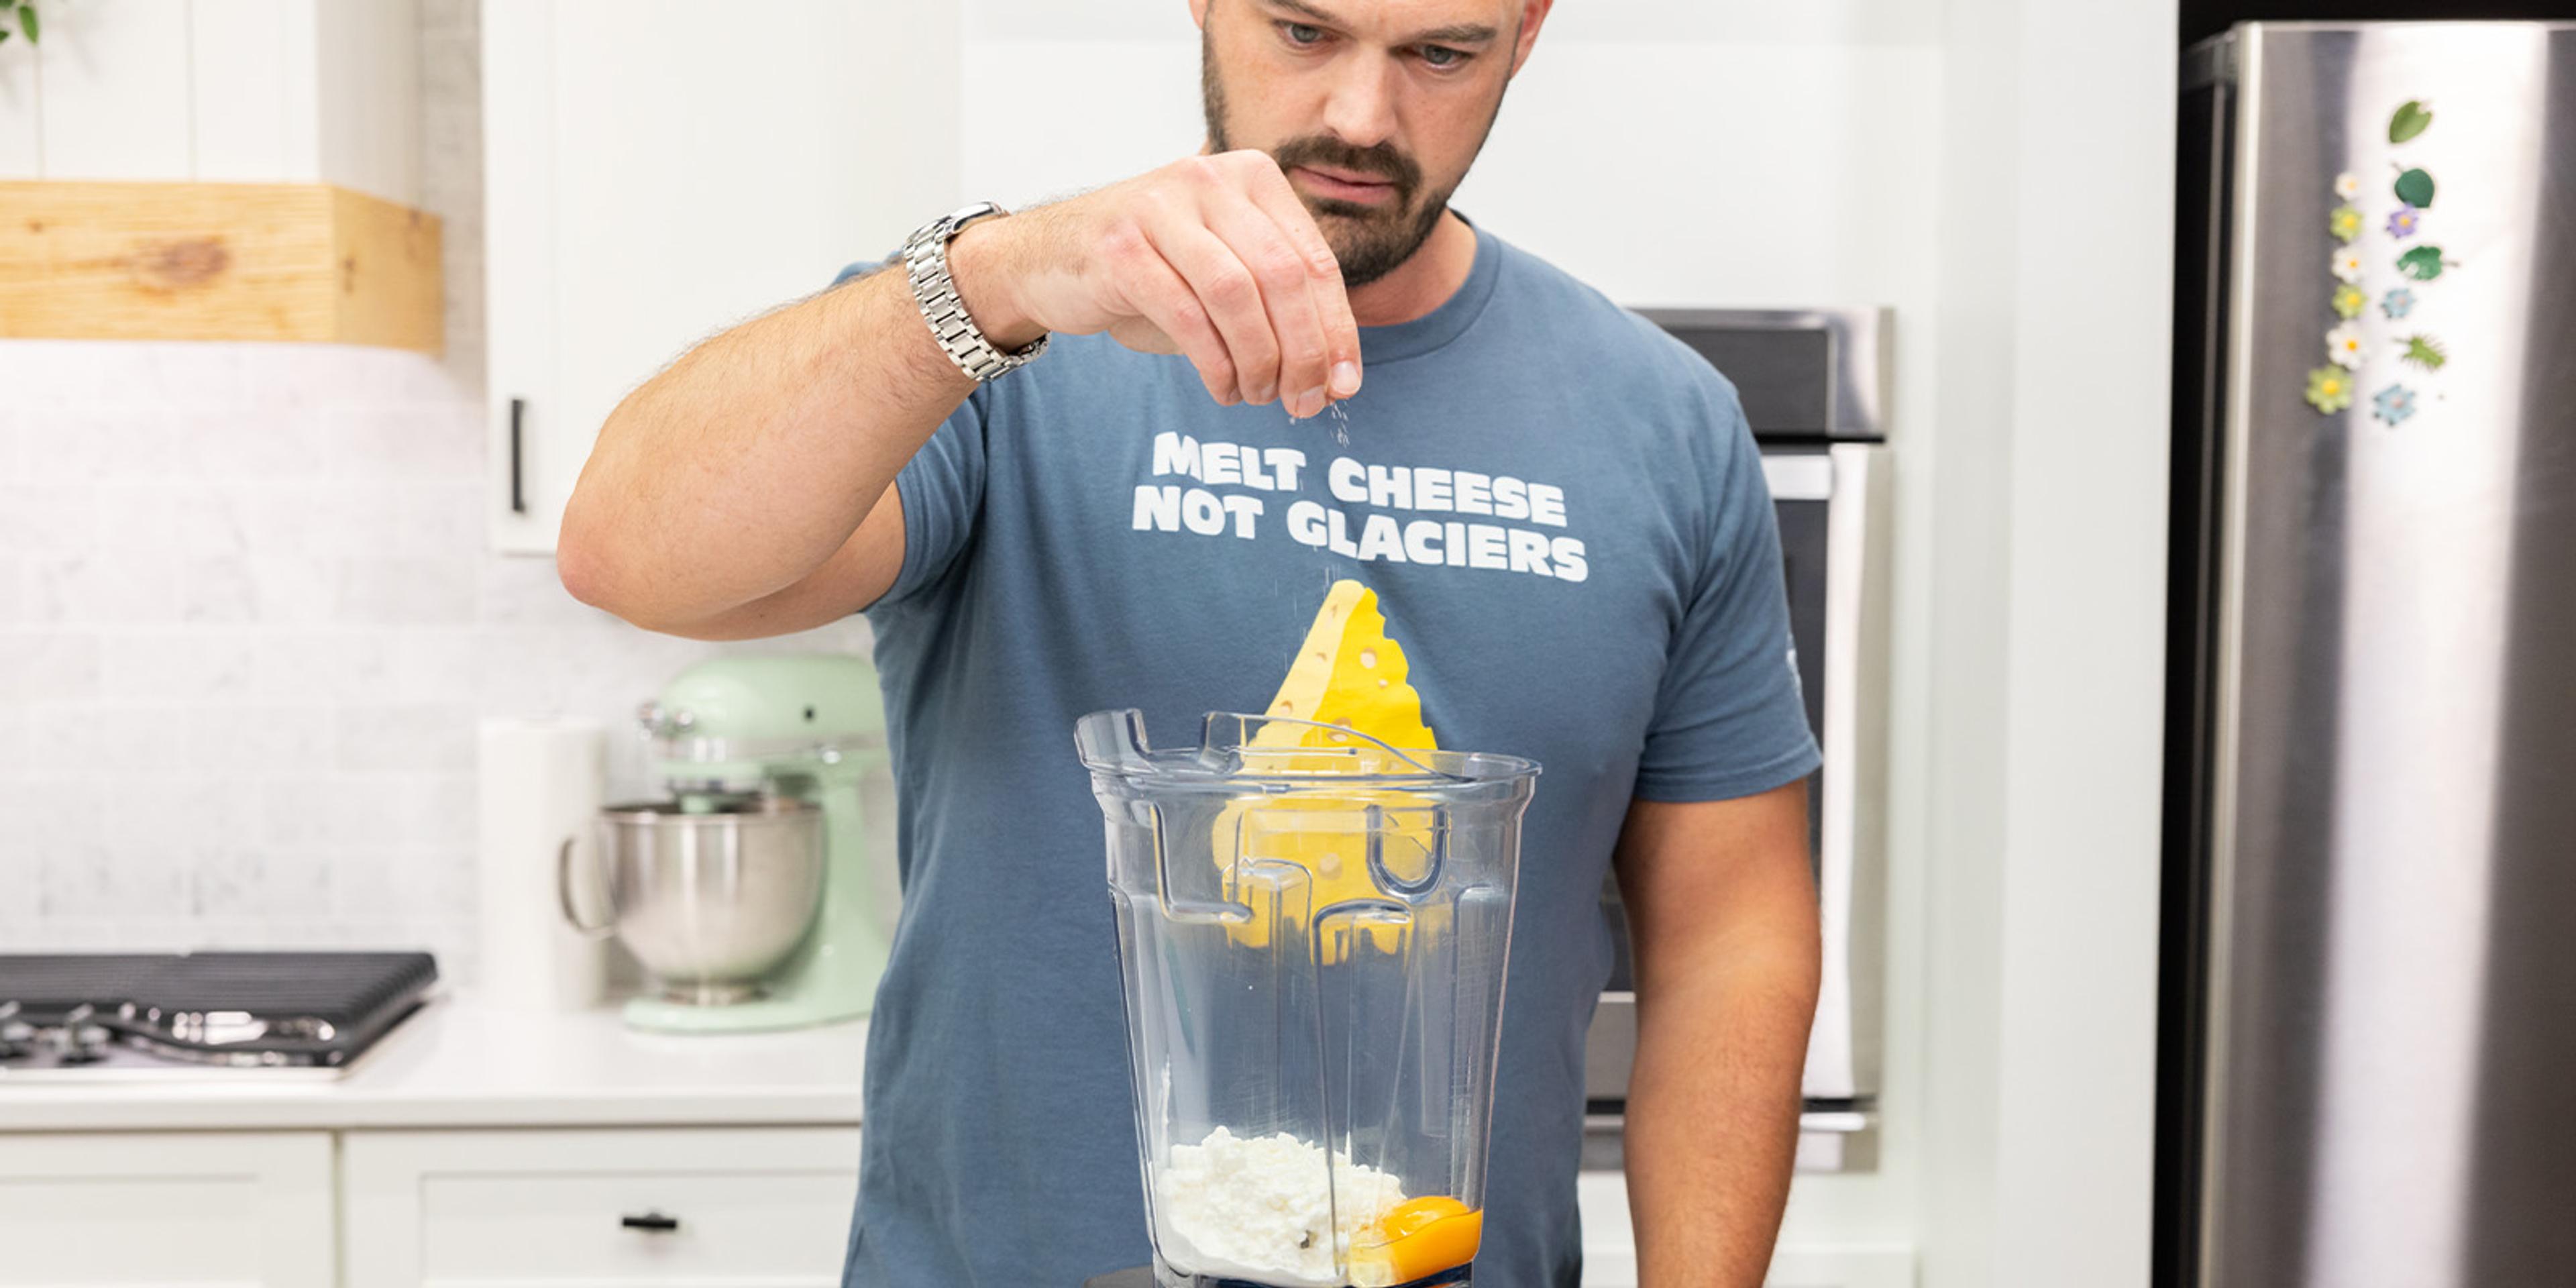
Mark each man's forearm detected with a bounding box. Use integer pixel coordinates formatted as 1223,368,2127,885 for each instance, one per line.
555,254,977,629
1621,906,1821,1287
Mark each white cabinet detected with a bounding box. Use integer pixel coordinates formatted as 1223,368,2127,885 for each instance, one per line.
1577,1174,1915,1288
0,1132,335,1288
342,1126,862,1288
479,0,961,553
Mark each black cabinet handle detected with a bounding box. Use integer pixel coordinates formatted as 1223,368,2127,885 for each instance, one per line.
621,1211,680,1232
508,397,529,515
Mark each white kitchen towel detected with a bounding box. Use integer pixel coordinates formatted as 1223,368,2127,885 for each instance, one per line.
476,718,612,1010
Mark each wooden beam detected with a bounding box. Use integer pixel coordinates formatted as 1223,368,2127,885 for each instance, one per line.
0,182,443,354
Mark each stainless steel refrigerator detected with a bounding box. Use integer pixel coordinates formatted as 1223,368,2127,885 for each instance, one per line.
2161,21,2576,1288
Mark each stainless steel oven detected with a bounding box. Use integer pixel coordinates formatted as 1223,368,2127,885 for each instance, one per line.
1585,309,1894,1172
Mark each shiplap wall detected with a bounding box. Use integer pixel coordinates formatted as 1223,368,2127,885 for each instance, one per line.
0,0,419,203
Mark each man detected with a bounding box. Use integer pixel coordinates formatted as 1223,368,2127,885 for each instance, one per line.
557,1,1822,1284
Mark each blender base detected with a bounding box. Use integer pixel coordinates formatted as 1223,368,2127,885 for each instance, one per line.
1083,1269,1472,1288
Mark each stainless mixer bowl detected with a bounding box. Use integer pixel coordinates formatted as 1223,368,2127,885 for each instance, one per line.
591,796,824,1004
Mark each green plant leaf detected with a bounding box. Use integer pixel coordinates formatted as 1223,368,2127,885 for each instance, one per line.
2395,168,2436,209
2398,245,2449,280
2400,335,2450,371
15,2,34,44
2390,100,2433,143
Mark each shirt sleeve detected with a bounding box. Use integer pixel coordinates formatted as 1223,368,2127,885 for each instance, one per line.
834,256,992,612
1632,389,1823,803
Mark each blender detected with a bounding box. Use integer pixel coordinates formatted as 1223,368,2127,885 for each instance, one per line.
1077,708,1540,1288
564,654,892,1032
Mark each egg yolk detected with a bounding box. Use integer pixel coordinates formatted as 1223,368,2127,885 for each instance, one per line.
1359,1195,1482,1283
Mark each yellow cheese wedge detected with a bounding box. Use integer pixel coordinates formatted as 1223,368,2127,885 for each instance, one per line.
1249,580,1437,751
1219,581,1439,952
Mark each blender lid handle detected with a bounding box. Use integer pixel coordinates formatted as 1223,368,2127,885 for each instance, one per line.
557,837,616,938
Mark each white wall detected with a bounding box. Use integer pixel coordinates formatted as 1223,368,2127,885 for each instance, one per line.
1917,2,2174,1287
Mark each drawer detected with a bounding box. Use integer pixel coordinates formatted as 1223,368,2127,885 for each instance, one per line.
343,1126,862,1287
0,1132,335,1288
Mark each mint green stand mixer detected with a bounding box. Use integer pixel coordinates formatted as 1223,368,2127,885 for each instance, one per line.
578,655,892,1033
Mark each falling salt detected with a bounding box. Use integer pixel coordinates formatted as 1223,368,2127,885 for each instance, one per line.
1288,392,1352,445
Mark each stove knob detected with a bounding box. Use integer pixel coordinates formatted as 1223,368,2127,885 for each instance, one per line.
48,1023,109,1065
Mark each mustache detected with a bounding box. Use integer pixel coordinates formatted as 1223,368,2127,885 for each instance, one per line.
1269,136,1421,204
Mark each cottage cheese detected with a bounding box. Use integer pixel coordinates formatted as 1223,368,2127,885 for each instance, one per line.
1155,1126,1408,1287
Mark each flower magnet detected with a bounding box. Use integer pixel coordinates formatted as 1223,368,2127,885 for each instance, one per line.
2326,323,2367,369
2306,366,2357,415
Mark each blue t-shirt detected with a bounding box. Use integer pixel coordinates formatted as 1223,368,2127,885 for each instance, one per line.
843,219,1818,1288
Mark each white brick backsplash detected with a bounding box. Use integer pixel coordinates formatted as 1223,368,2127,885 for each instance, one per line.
105,777,261,855
478,553,605,626
44,844,191,920
18,411,179,480
398,775,478,849
262,777,403,850
91,345,251,410
325,405,485,478
335,847,476,922
32,554,182,623
242,344,460,411
0,344,115,411
389,629,479,698
0,485,101,555
335,702,478,771
195,848,335,919
0,633,103,702
99,631,259,700
185,704,336,773
176,408,328,479
400,482,487,555
335,555,479,624
29,703,181,777
92,487,180,553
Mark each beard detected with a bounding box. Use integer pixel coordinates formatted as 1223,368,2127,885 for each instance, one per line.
1201,25,1485,290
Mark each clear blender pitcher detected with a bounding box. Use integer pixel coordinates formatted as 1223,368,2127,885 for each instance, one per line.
1076,710,1540,1288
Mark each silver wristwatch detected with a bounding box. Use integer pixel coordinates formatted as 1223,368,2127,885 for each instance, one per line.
904,201,1048,382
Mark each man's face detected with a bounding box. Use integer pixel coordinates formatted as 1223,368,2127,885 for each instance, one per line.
1199,0,1536,288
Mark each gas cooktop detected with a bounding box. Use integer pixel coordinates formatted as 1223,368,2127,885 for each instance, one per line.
0,951,439,1081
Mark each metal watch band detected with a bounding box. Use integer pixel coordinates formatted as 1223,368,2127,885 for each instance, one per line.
904,201,1048,383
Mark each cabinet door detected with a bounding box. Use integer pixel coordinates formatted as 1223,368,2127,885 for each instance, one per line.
342,1126,862,1288
0,1132,335,1288
480,1,959,553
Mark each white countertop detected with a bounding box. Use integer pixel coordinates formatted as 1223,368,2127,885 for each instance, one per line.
0,995,868,1133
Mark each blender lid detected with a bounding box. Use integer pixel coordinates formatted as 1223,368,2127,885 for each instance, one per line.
1075,709,1540,791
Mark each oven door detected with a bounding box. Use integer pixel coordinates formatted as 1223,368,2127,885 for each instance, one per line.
1584,443,1891,1170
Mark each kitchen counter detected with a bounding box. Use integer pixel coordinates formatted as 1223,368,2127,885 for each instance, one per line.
0,996,868,1133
